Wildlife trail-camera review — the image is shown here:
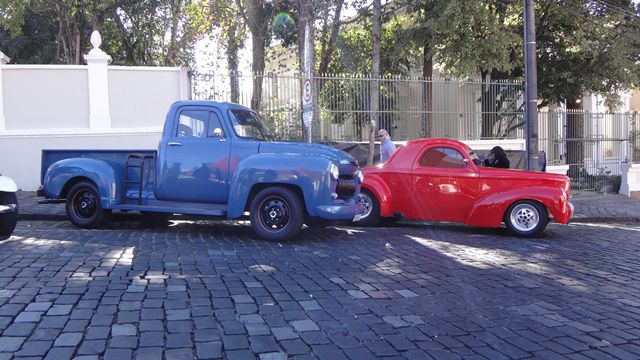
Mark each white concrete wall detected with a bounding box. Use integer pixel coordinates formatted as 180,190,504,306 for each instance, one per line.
3,66,89,129
109,66,190,128
0,34,190,190
0,130,162,190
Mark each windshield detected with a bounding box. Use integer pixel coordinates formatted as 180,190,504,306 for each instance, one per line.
228,109,271,141
467,147,483,166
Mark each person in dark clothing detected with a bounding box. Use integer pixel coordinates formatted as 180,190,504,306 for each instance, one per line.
483,146,510,169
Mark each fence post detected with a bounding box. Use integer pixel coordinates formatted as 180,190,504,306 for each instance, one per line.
0,51,9,132
84,30,112,129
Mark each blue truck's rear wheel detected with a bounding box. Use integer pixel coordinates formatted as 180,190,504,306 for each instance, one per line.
0,192,18,239
66,181,109,229
250,187,303,241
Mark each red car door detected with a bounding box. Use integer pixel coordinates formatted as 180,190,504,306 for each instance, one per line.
411,145,480,223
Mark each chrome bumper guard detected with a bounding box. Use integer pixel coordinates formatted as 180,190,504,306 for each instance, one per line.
0,203,17,214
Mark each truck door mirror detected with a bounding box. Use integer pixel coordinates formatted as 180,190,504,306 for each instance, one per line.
212,128,224,139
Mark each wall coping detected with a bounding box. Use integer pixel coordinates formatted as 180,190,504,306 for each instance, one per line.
0,127,163,138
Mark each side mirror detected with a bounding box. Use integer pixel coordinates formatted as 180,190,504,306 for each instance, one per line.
212,128,224,138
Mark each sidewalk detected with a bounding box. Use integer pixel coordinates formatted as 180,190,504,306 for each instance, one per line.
15,191,640,223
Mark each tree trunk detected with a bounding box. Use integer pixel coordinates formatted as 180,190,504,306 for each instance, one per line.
480,70,500,138
251,33,266,111
247,0,270,111
226,20,241,104
368,0,381,166
566,100,584,178
317,0,344,91
422,41,433,138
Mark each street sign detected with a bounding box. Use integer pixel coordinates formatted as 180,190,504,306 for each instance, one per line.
303,108,312,128
303,79,312,106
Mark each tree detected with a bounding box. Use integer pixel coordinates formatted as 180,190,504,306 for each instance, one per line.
211,0,247,103
0,0,214,66
0,4,58,63
368,0,381,165
235,0,280,110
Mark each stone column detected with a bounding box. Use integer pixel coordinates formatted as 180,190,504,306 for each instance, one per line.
0,51,10,132
84,31,112,129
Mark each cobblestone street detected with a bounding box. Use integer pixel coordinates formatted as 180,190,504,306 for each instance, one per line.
1,218,640,359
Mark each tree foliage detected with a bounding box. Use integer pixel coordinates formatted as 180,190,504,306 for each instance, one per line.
0,0,214,66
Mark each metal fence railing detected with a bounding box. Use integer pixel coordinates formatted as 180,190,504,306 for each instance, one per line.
191,71,638,196
190,71,524,142
538,111,640,195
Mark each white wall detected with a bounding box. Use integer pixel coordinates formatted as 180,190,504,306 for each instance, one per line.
0,130,162,190
0,33,190,190
3,66,89,129
109,66,190,128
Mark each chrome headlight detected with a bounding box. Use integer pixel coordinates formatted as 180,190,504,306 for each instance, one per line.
330,163,340,180
355,169,364,183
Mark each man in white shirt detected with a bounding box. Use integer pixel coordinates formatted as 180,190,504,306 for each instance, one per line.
378,129,396,163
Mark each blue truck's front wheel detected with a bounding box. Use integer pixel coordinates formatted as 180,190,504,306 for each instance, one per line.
66,181,109,229
250,187,304,241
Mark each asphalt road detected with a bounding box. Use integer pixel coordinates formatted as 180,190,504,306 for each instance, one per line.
0,218,639,360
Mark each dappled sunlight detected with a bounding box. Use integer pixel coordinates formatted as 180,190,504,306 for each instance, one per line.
13,236,75,247
406,234,590,292
571,222,640,233
407,234,518,269
370,257,406,276
331,226,366,235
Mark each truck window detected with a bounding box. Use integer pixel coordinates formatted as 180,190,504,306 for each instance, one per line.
177,110,207,138
228,109,269,141
207,112,224,137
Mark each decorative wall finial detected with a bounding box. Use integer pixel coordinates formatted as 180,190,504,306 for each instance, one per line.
90,30,102,50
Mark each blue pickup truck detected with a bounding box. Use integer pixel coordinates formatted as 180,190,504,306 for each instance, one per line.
40,101,364,241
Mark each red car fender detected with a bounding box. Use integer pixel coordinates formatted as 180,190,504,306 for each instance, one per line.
465,186,570,227
361,174,394,217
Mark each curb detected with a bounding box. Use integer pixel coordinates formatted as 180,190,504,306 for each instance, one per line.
18,213,640,224
570,216,640,224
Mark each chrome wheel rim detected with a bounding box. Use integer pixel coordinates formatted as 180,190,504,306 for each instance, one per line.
510,203,539,232
358,193,373,220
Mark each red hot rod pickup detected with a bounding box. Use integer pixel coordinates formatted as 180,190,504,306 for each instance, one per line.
357,138,573,237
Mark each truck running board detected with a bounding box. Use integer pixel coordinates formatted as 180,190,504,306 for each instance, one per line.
111,203,227,217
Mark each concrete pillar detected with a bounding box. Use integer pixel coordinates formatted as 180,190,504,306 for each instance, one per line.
0,51,9,132
546,164,569,176
84,30,112,129
620,163,640,198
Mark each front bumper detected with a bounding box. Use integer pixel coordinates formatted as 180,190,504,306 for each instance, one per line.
0,203,17,214
315,199,365,221
567,201,574,223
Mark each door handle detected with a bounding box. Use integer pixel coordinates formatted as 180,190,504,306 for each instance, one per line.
168,141,182,147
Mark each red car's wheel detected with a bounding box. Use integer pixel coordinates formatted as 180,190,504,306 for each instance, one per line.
504,200,549,237
356,189,380,226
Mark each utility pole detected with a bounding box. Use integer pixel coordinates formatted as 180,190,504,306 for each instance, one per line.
524,0,538,170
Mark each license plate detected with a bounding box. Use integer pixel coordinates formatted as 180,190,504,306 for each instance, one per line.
353,213,362,222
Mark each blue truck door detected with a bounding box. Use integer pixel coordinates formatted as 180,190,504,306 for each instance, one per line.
160,108,231,203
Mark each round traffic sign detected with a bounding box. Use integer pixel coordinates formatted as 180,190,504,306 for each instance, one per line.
303,79,312,103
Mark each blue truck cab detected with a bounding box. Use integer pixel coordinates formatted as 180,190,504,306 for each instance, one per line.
40,101,364,241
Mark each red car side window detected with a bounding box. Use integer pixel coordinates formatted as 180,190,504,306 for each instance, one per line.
419,147,466,169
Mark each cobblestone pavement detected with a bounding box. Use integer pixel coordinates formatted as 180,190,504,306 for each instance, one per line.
1,218,640,360
16,191,640,223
